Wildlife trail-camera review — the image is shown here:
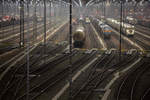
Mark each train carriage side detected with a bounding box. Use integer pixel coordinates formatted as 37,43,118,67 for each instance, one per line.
106,18,135,36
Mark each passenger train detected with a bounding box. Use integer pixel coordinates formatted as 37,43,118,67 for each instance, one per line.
106,18,135,36
126,16,137,25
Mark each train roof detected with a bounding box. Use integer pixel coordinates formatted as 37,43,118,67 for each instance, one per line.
76,26,85,32
107,18,134,28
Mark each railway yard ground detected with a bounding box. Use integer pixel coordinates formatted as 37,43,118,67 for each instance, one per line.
0,17,150,100
1,0,150,99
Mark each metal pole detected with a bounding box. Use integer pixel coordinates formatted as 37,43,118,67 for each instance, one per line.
20,0,24,47
0,0,3,39
26,1,30,100
39,3,42,17
49,0,51,26
104,1,106,21
60,0,62,18
43,0,47,63
133,2,137,26
69,0,73,99
33,0,37,43
44,0,46,46
2,0,4,39
119,1,123,60
12,3,15,38
20,0,22,47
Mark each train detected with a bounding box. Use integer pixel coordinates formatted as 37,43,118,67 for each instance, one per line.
100,25,112,39
0,15,20,27
0,15,43,27
85,17,90,24
126,16,137,25
115,16,150,29
78,17,84,24
106,18,135,36
73,25,85,48
92,18,112,39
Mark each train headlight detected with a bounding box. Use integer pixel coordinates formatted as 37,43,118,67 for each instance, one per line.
126,29,135,35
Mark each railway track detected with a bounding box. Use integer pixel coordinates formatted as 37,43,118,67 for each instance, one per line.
49,23,69,43
0,21,48,42
15,50,97,100
135,25,150,36
72,50,139,100
0,18,64,46
88,24,102,48
1,21,51,44
0,19,64,56
132,28,150,51
0,18,58,39
0,21,69,99
0,21,41,39
141,87,150,100
116,59,150,100
105,39,116,49
0,16,149,100
90,23,106,49
0,44,18,54
0,19,68,68
131,35,150,50
71,52,115,100
91,19,135,50
0,44,68,100
109,20,150,51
